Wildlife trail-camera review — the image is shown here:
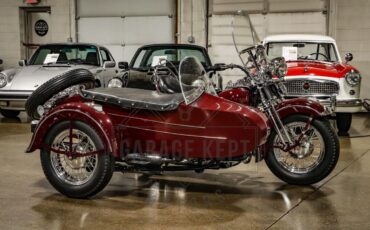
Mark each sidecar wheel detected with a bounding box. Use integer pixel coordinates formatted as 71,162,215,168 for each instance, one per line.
40,121,114,198
265,115,339,185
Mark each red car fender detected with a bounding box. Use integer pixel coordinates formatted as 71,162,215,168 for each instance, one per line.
26,102,118,157
275,98,325,119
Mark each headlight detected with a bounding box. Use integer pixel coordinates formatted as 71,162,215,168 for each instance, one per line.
107,78,123,88
270,57,287,79
0,73,7,88
345,70,361,87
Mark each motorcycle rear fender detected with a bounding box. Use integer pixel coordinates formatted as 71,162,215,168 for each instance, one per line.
26,102,119,157
275,98,325,119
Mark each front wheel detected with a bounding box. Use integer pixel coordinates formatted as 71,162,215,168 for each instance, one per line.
40,121,114,198
265,115,339,185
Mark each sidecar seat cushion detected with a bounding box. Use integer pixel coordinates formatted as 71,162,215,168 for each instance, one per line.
81,88,185,111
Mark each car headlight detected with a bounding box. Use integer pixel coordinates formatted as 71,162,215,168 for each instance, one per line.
107,78,123,88
345,70,361,87
0,73,7,88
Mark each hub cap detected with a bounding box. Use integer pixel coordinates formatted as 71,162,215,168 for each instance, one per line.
50,129,98,185
273,122,325,174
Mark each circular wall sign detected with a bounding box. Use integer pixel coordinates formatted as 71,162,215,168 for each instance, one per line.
34,19,48,36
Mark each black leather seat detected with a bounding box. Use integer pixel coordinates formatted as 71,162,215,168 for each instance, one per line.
82,88,185,111
57,52,68,62
85,52,98,65
154,67,195,94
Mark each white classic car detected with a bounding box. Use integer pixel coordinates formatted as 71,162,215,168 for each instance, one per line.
0,43,117,118
263,34,363,136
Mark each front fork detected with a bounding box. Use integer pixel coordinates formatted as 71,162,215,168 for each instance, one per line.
258,86,313,152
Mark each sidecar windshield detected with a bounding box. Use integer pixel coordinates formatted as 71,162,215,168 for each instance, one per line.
179,56,217,104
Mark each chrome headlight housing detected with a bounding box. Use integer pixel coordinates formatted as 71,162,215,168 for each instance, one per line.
0,73,7,88
107,78,123,88
345,70,361,87
270,57,287,79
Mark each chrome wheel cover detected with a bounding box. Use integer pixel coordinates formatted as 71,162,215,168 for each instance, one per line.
50,129,98,185
273,121,325,174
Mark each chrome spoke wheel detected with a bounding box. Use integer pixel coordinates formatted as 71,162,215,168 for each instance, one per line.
273,121,325,174
50,129,98,186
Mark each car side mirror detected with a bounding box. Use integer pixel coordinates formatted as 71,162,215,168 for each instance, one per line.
118,61,129,70
19,59,27,67
0,59,3,65
103,61,115,69
345,53,353,64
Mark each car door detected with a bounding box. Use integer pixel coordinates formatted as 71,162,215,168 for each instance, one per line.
99,48,117,87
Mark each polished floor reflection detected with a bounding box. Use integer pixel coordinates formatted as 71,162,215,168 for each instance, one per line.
0,113,369,230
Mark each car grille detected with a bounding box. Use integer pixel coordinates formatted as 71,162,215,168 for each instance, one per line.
284,79,339,96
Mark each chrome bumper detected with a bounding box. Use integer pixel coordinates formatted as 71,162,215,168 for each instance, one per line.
336,99,363,107
0,90,32,110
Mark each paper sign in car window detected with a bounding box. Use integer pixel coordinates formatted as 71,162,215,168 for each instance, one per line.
43,53,60,64
282,47,298,61
151,56,167,67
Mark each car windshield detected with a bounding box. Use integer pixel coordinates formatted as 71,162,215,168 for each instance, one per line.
132,47,209,70
266,42,339,62
29,45,99,66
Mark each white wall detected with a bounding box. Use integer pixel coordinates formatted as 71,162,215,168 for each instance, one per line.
0,0,75,69
329,0,370,100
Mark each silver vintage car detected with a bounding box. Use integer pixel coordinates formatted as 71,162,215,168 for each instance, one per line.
0,43,117,118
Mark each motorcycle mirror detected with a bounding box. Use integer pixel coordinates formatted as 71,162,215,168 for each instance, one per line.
209,63,228,72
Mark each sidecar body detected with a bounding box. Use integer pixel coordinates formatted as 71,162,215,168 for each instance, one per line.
27,57,270,161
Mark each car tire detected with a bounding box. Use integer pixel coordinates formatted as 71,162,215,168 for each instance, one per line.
265,115,339,185
0,109,20,118
25,68,95,120
336,113,352,136
40,121,114,199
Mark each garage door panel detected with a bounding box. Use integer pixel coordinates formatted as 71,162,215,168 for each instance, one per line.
122,16,173,44
123,45,141,63
77,0,174,17
103,45,124,62
212,0,264,13
77,0,174,63
268,0,325,12
78,17,122,44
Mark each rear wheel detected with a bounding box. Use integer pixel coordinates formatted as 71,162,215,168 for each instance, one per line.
336,113,352,136
265,115,339,185
0,109,20,118
40,121,114,198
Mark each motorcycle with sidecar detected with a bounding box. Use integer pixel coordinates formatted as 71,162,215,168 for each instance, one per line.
25,12,339,198
25,53,338,198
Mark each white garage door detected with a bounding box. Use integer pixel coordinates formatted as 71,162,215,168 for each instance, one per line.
208,0,327,81
76,0,175,63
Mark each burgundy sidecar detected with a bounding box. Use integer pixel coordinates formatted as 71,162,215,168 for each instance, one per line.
26,57,269,198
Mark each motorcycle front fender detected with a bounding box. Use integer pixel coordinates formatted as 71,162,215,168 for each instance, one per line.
26,102,118,157
275,98,326,119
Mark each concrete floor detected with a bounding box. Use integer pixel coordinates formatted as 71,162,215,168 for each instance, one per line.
0,113,370,230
